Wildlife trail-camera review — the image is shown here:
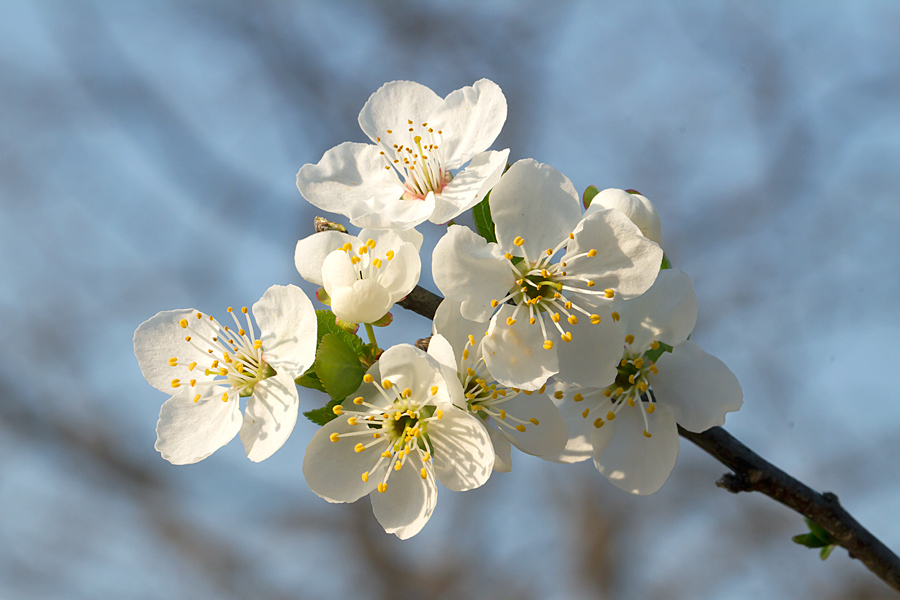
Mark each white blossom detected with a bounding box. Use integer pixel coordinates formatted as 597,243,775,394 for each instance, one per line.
134,285,317,464
551,269,743,495
295,228,421,324
589,188,662,245
296,79,510,229
432,158,663,391
302,342,494,539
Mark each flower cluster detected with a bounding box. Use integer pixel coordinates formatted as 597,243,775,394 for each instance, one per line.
134,79,742,538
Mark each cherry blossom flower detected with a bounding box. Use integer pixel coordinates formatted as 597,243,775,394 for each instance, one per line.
429,299,568,472
134,285,316,464
294,228,420,324
296,79,510,229
550,269,743,495
302,342,493,539
589,188,662,245
432,158,663,390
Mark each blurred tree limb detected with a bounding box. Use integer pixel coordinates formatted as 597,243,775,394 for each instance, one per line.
398,284,900,595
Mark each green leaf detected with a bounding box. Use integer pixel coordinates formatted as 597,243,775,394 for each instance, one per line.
315,309,364,353
583,185,600,208
792,534,828,549
303,397,344,426
296,365,326,393
315,333,368,401
472,191,497,243
804,518,832,544
820,545,835,560
643,341,674,364
661,253,673,270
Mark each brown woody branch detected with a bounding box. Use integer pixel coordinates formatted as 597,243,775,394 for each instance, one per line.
398,284,900,594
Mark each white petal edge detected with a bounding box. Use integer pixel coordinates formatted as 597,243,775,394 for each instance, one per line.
432,225,515,322
429,149,509,224
592,402,680,496
490,158,582,258
134,308,217,394
155,386,242,465
651,340,743,433
426,78,508,169
586,189,662,245
295,231,355,287
253,284,317,378
482,305,559,391
302,416,382,503
619,268,697,351
239,372,300,462
370,452,437,539
429,404,494,492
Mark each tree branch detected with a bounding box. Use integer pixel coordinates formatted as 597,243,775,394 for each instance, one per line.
398,284,900,594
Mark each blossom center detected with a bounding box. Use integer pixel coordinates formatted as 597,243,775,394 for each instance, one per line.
169,307,273,402
329,374,444,493
559,337,661,438
457,335,543,434
376,121,452,200
489,234,617,350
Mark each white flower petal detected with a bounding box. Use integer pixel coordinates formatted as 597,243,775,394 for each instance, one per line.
360,227,424,253
482,306,558,390
155,386,241,465
322,248,360,291
555,312,622,389
358,80,443,145
370,452,437,540
490,159,582,258
429,149,510,224
565,208,662,299
494,392,568,458
432,225,515,322
432,298,487,368
427,79,508,169
347,192,436,230
593,402,679,496
376,241,421,303
252,284,317,378
239,372,300,462
330,279,393,324
377,344,446,401
294,231,355,287
429,404,493,492
134,309,217,394
548,389,608,464
302,416,382,503
652,341,743,432
426,334,467,410
620,268,697,351
586,189,662,245
487,426,512,473
296,142,404,223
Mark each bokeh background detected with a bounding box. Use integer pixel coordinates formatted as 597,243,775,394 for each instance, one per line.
1,1,899,598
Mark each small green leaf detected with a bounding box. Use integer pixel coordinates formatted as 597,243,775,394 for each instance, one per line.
303,397,343,426
661,253,673,270
805,518,832,544
792,534,828,549
315,309,364,353
820,545,835,560
583,185,600,208
315,333,367,401
472,191,497,243
296,365,326,393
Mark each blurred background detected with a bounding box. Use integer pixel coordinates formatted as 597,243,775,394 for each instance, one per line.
1,1,899,598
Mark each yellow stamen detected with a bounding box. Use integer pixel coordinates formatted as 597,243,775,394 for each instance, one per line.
593,418,604,428
573,393,584,402
607,411,616,420
568,315,578,325
643,430,652,438
587,249,597,257
513,236,525,246
377,483,387,493
543,340,554,350
363,374,374,384
168,357,178,367
362,471,369,482
590,314,601,324
561,332,573,342
170,379,181,388
581,408,590,418
420,468,428,480
179,319,188,329
515,424,526,432
646,404,656,414
625,334,635,345
354,443,365,453
529,418,540,426
611,312,620,322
